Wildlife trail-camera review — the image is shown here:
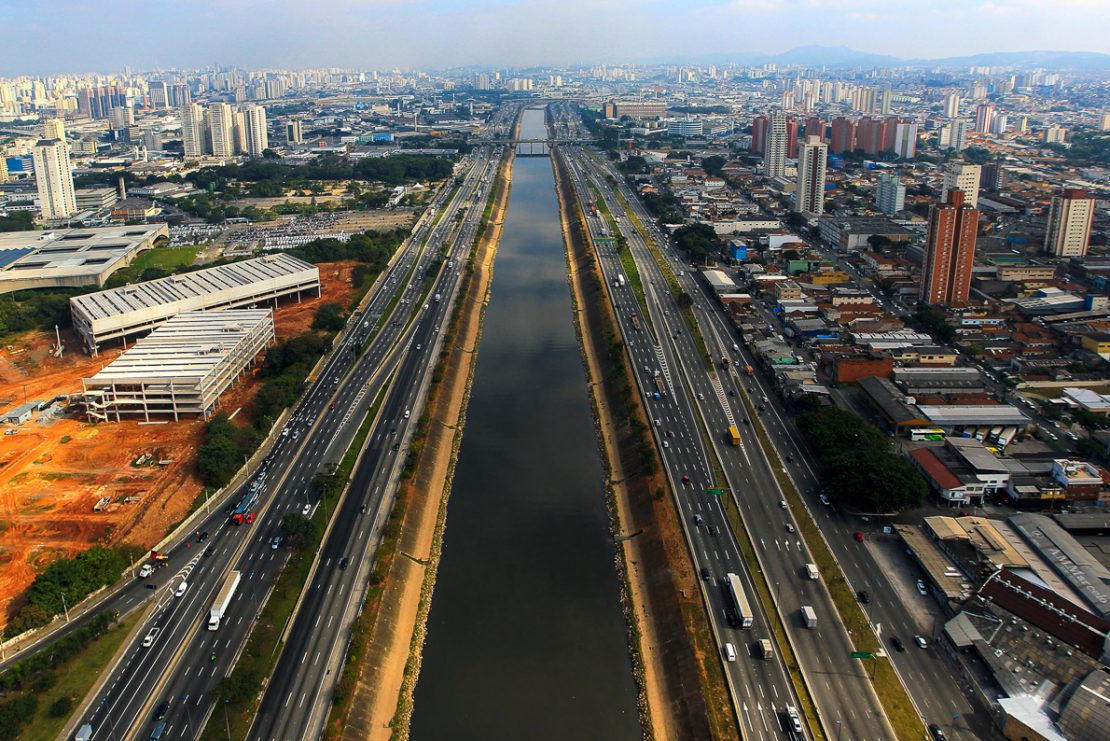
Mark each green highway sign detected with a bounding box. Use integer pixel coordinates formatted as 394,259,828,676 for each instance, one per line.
850,651,873,660
706,488,727,496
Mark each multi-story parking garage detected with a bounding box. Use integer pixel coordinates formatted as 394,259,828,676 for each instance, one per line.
69,252,319,354
81,309,275,422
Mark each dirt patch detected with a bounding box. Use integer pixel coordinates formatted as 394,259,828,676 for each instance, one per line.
0,261,360,630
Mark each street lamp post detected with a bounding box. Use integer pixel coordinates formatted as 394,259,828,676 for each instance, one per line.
224,699,231,740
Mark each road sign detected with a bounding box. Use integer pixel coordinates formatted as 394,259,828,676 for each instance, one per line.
706,488,726,496
850,651,873,659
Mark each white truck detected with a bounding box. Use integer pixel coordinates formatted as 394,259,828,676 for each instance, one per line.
208,570,241,630
801,605,817,629
615,274,626,288
805,563,820,581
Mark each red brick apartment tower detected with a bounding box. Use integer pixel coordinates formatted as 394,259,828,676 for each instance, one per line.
920,190,979,305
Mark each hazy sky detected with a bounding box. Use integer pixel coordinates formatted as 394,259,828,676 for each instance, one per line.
2,0,1107,75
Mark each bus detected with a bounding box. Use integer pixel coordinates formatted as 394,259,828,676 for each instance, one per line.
909,427,946,442
728,426,741,447
725,573,754,629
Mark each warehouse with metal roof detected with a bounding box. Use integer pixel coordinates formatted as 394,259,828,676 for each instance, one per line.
70,253,319,354
81,309,275,422
0,224,169,293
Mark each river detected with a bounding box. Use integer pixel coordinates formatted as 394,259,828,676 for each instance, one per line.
409,108,641,741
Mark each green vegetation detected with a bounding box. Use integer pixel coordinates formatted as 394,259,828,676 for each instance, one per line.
0,611,142,741
639,190,684,225
311,302,347,332
701,155,726,177
672,222,723,263
0,289,82,339
0,211,35,232
1046,132,1110,167
798,406,926,512
4,548,139,638
104,245,200,288
911,303,957,345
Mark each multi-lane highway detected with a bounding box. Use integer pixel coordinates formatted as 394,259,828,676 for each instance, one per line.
74,116,509,740
563,118,991,740
560,132,898,739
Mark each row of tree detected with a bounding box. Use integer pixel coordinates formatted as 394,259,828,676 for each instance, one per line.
797,406,926,513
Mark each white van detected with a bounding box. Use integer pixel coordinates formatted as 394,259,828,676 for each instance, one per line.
139,564,155,579
175,581,188,598
404,409,411,419
724,642,737,662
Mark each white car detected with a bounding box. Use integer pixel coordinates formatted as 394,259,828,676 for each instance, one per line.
301,503,312,517
175,581,188,598
916,579,928,595
139,564,155,579
142,628,160,648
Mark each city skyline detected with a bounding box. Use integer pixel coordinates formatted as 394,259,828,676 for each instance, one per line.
3,0,1110,76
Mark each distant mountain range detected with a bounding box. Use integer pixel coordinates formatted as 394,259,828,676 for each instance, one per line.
650,45,1110,72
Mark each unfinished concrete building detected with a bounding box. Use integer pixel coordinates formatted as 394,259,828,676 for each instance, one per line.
81,309,275,422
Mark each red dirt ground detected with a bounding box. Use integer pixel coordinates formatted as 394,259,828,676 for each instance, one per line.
0,261,359,628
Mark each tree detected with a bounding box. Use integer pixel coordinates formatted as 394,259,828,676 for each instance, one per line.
672,223,722,262
0,211,35,232
280,513,315,550
311,302,346,332
701,155,726,177
867,234,892,250
677,291,694,309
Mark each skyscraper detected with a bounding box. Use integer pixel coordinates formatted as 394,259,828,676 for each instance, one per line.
893,122,917,159
762,109,787,179
793,135,827,216
942,161,981,209
243,105,269,157
181,103,206,160
43,118,66,140
0,156,8,185
944,93,960,119
32,138,77,220
1043,189,1094,258
876,172,905,216
208,103,236,158
974,104,996,133
149,81,168,109
286,120,304,144
920,190,978,306
829,117,855,154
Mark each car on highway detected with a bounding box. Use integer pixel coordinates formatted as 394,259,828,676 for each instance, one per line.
681,475,690,484
175,581,188,597
416,343,422,350
196,531,209,542
142,628,160,647
662,441,669,448
329,402,336,410
779,499,787,509
154,700,169,721
666,429,674,438
707,525,718,536
338,557,349,570
917,579,928,595
928,723,947,741
890,636,905,652
404,409,411,419
204,545,214,557
785,523,795,533
301,504,312,517
699,567,710,581
914,634,928,649
271,535,283,550
694,514,704,526
819,493,830,505
139,564,155,579
854,531,864,542
857,590,870,604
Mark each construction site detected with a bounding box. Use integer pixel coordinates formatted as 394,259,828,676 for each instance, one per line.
0,260,360,629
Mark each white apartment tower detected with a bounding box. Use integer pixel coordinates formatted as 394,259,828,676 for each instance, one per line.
243,105,269,157
762,108,787,179
32,138,77,220
876,172,906,216
942,161,981,209
208,102,236,158
944,93,960,119
181,103,206,160
793,135,827,216
1043,190,1094,258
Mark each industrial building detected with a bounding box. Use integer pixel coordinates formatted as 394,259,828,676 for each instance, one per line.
81,309,275,422
70,253,319,354
0,224,169,294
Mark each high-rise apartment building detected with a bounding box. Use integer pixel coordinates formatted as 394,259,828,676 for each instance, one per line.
942,161,981,209
1044,125,1067,145
1100,111,1110,132
242,105,269,157
1043,189,1094,258
944,93,960,119
0,156,8,185
876,172,905,215
893,122,917,159
149,81,169,109
43,118,66,140
974,104,996,133
829,117,855,154
286,120,304,144
920,190,979,306
32,138,77,220
208,103,236,158
181,103,207,160
763,109,787,179
794,135,827,216
751,115,767,154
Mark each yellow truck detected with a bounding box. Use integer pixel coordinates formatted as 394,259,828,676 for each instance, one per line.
728,426,741,447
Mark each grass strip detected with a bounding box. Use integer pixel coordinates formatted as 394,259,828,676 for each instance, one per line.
587,181,649,316
199,380,390,741
8,611,142,741
738,388,923,740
